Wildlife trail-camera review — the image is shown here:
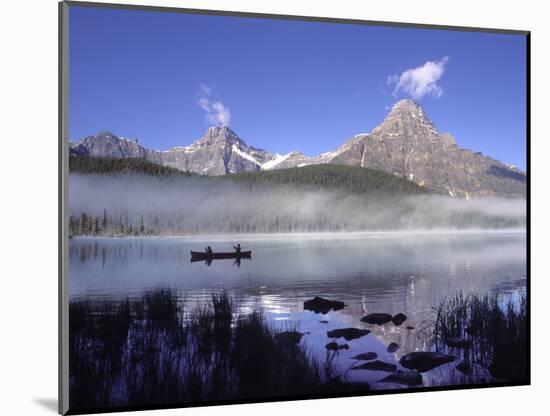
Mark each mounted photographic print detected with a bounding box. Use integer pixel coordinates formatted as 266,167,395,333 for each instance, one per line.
59,1,530,414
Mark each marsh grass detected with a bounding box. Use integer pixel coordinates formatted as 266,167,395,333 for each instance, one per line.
433,291,527,382
69,290,327,411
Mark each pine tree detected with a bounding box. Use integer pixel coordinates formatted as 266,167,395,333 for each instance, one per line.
69,216,75,236
80,212,89,235
102,209,107,234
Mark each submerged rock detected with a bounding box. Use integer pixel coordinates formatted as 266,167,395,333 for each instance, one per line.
379,370,423,386
352,360,397,372
406,326,415,330
361,313,393,325
400,352,457,372
304,297,345,314
351,352,378,361
387,342,400,353
275,331,304,347
325,341,349,351
445,336,471,348
392,313,407,326
327,327,370,341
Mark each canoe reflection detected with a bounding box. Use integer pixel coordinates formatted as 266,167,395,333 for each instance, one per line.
197,257,248,267
190,250,252,265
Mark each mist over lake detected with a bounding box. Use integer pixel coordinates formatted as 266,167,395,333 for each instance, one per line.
70,232,526,301
69,173,526,234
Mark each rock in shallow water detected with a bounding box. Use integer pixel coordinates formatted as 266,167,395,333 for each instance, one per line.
387,342,400,353
352,360,397,372
400,352,457,372
274,331,304,347
361,313,393,325
304,297,345,314
392,313,407,326
327,327,370,341
325,341,349,351
378,370,423,386
351,352,378,361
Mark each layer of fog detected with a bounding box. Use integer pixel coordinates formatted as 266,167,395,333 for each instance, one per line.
69,174,526,234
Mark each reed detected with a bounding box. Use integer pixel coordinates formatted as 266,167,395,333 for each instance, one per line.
69,289,328,411
433,291,527,382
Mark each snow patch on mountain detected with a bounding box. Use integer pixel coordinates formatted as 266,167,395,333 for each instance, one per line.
262,153,292,170
167,145,198,153
231,144,261,166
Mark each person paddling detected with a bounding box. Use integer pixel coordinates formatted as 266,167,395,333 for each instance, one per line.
233,243,241,254
205,246,213,254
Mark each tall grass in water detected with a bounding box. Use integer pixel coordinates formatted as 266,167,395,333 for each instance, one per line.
69,290,326,411
433,292,527,382
143,289,180,327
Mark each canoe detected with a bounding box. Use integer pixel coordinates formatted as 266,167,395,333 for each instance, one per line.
190,250,252,260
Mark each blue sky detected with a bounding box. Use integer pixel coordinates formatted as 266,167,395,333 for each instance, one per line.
69,6,527,170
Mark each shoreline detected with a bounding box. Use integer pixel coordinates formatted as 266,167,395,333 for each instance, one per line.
70,228,527,241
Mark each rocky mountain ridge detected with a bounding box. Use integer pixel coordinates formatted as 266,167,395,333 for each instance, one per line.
69,99,526,197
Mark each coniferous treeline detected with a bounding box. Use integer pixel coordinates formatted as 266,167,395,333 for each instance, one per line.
229,164,432,196
69,156,432,196
69,156,195,177
69,209,157,237
69,201,524,237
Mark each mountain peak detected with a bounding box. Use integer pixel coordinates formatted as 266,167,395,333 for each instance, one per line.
95,131,118,139
373,99,436,136
205,125,236,136
201,125,243,144
392,98,421,108
389,99,426,117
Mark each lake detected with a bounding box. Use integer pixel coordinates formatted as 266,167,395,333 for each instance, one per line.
69,230,526,389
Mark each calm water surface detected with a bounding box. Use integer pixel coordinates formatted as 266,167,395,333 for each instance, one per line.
70,231,526,388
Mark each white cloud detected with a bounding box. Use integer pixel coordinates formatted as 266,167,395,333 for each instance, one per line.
207,101,231,126
199,83,212,95
387,57,449,100
196,84,231,126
